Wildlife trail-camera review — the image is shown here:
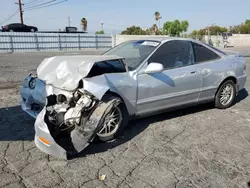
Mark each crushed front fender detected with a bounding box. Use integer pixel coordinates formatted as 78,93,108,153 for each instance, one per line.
70,98,121,152
34,97,121,159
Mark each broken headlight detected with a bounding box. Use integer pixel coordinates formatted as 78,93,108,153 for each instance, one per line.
29,78,36,89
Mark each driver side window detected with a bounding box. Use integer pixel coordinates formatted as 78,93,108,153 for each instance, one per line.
148,40,194,70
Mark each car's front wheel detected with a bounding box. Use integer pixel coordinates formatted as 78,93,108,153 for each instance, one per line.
96,95,128,142
215,80,236,109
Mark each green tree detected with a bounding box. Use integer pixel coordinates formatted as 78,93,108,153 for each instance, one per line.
180,20,189,33
121,25,147,35
81,18,88,31
96,30,104,34
163,20,189,37
207,25,227,35
189,29,204,40
229,20,250,34
239,24,250,34
245,20,250,25
229,24,241,34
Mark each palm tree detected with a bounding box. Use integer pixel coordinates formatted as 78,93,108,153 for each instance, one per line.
81,18,88,32
154,11,162,30
151,24,158,35
154,11,160,21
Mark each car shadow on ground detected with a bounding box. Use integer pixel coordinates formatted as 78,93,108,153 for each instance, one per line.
0,89,248,158
78,89,249,158
77,88,249,158
0,105,35,141
235,88,248,103
77,102,215,158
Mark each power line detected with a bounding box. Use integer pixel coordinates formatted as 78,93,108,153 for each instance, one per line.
24,0,47,6
0,10,19,25
24,0,56,9
24,0,68,11
0,0,68,25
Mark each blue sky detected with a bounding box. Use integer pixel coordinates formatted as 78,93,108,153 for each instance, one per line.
1,0,249,34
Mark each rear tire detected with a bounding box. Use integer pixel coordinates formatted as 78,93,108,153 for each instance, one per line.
96,95,129,142
215,80,236,109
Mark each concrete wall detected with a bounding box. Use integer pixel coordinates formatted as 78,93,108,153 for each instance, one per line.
227,34,250,47
209,34,250,47
112,34,250,47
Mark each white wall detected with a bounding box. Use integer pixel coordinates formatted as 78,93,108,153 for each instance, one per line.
228,34,250,47
112,34,250,47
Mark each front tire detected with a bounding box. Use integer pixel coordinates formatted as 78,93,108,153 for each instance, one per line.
96,95,129,142
215,80,236,109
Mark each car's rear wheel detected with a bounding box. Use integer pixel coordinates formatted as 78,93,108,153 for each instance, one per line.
215,80,236,109
9,29,14,32
96,95,128,142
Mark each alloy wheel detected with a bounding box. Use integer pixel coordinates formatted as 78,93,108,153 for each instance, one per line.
220,83,234,106
97,106,122,136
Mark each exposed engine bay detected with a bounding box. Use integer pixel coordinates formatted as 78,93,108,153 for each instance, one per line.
37,82,122,159
46,88,96,136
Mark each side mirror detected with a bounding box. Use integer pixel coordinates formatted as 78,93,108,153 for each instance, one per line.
144,62,164,74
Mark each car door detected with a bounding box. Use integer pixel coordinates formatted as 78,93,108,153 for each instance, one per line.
14,24,25,32
12,24,22,32
136,40,202,115
192,42,224,102
8,24,16,32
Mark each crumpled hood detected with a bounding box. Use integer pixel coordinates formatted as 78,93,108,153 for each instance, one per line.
37,55,123,91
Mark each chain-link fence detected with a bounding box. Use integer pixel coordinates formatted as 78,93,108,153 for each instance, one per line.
0,32,112,52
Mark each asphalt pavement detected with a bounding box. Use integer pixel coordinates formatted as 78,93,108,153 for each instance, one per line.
0,49,250,188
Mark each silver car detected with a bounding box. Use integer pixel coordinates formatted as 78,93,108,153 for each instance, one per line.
20,38,247,159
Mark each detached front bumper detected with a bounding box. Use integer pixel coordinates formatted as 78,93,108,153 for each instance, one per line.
20,75,46,118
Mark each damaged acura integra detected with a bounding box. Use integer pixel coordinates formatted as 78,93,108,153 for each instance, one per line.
21,39,247,159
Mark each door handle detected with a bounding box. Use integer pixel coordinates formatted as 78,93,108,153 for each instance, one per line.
190,71,197,74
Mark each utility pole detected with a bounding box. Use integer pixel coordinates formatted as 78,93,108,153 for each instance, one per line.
68,17,71,27
15,0,24,24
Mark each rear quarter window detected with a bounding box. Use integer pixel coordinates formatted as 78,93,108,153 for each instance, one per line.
193,43,220,63
203,43,227,55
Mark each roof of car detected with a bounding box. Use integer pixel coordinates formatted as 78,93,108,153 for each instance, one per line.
8,23,22,25
127,37,202,44
157,37,200,43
